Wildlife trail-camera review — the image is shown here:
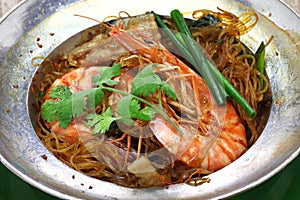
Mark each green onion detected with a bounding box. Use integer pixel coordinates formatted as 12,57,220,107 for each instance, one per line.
153,11,256,118
170,9,226,106
208,62,256,118
153,12,196,66
255,42,266,89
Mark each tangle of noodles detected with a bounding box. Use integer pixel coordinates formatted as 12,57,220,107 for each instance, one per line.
190,9,272,145
32,9,272,188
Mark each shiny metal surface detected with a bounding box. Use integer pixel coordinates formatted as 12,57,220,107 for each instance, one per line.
0,0,299,199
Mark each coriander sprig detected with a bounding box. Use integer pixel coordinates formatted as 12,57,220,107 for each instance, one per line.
41,63,179,135
41,64,121,128
41,85,104,128
88,64,179,134
86,107,121,134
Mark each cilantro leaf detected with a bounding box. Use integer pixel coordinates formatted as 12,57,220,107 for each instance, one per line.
41,85,74,128
41,100,62,123
86,96,156,135
131,64,177,101
161,82,177,101
117,95,135,125
135,106,156,121
55,101,73,128
41,85,104,129
128,99,156,121
117,95,156,123
48,84,72,99
93,64,121,87
131,64,161,97
86,107,120,134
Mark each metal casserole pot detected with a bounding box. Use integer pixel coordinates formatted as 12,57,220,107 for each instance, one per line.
0,0,299,199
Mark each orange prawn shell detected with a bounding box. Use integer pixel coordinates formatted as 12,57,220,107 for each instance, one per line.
189,102,247,171
130,45,248,172
110,31,248,171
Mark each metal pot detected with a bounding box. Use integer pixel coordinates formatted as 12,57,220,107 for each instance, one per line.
0,0,299,199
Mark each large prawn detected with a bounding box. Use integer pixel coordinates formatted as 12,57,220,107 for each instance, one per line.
108,13,247,172
41,66,141,174
42,66,103,144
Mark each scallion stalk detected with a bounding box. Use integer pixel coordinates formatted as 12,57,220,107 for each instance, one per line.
170,9,226,106
153,11,257,118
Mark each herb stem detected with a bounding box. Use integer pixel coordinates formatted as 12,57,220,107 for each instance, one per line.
157,88,163,110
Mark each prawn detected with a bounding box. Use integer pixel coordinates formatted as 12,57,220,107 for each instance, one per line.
41,65,139,169
108,14,247,172
41,64,141,167
42,66,103,144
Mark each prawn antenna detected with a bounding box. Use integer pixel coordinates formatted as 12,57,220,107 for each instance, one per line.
73,14,112,29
